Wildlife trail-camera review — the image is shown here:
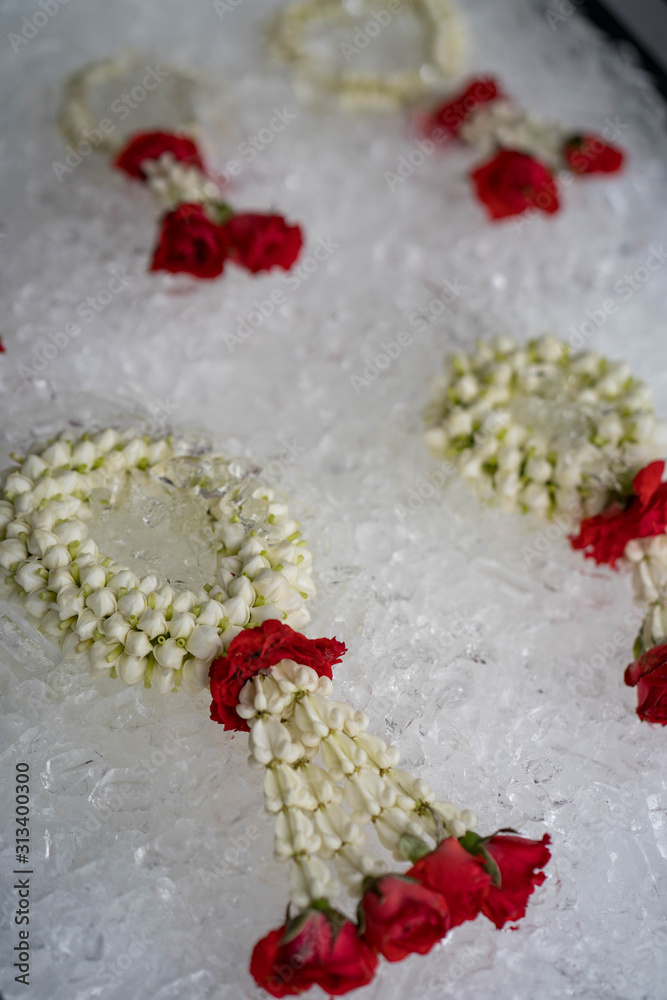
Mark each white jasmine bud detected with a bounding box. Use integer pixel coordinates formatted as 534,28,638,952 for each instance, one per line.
42,544,71,570
228,575,256,605
15,562,49,593
117,589,147,619
99,612,131,643
154,637,187,671
186,624,222,661
137,608,167,639
117,654,148,685
124,629,153,657
86,587,117,617
171,589,196,613
193,600,224,627
27,529,59,558
79,564,107,590
167,611,196,638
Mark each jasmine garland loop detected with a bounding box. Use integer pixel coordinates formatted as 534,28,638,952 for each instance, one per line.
0,429,315,695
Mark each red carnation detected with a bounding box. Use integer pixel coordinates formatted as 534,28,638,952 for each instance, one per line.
563,134,624,175
570,461,667,567
471,149,560,220
480,834,551,928
360,875,450,962
114,130,204,180
209,619,346,731
250,909,378,997
150,203,229,279
225,213,303,273
407,838,493,927
625,643,667,725
423,76,504,139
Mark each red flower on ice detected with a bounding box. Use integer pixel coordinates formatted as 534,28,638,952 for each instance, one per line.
407,838,493,927
563,134,624,175
480,834,551,928
423,76,504,139
114,130,205,180
471,149,560,220
150,203,229,279
359,875,450,962
209,619,346,731
570,461,667,567
250,909,378,997
225,213,303,273
625,643,667,725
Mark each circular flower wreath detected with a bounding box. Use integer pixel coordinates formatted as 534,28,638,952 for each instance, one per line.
1,428,551,996
0,429,315,695
424,335,667,724
271,0,465,108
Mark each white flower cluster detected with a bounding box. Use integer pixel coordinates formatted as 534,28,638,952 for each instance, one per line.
240,660,475,907
271,0,465,109
625,535,667,653
459,100,568,169
424,335,663,519
0,429,315,695
143,154,220,212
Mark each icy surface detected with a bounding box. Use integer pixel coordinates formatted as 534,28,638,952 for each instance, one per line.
2,0,667,998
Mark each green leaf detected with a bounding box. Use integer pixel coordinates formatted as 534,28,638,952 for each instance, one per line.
399,834,431,863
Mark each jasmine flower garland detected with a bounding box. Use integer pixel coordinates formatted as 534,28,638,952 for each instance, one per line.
0,429,315,695
424,334,667,725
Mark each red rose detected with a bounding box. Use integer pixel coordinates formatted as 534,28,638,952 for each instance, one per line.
360,875,450,962
571,461,667,567
209,619,346,731
625,643,667,724
407,838,493,927
113,130,204,180
480,834,551,928
225,213,303,273
150,203,229,279
250,910,378,997
563,134,624,175
423,76,504,139
471,150,560,220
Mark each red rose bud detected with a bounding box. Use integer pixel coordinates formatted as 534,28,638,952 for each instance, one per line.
422,76,504,139
360,875,450,962
625,642,667,725
114,130,205,180
407,838,493,927
225,213,303,273
471,149,560,221
209,619,346,731
480,834,551,929
250,909,378,997
563,134,624,175
571,461,667,567
150,203,229,279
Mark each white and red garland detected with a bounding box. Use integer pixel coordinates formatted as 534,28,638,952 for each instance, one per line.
0,428,551,997
420,76,625,219
424,335,667,725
